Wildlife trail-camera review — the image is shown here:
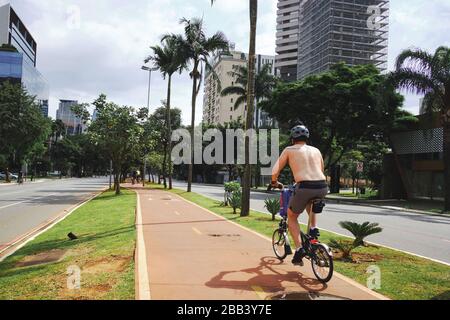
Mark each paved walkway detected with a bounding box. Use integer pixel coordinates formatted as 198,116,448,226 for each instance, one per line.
131,185,386,300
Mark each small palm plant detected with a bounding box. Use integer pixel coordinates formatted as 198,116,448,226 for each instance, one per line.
329,239,355,261
339,221,383,247
229,190,242,214
264,197,281,221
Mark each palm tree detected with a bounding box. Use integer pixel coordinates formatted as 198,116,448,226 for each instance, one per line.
146,36,186,189
171,17,228,192
391,47,450,211
210,0,258,216
221,63,278,125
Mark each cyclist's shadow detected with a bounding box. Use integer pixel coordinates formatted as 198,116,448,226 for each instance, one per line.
205,256,327,296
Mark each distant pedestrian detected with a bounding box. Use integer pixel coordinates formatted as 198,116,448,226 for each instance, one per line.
18,171,23,185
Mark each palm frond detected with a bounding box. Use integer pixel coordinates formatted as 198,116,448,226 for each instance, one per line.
395,48,434,73
234,96,247,110
203,31,229,53
221,86,245,97
391,69,437,95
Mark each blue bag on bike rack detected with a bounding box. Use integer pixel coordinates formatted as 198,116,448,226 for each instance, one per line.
279,189,291,218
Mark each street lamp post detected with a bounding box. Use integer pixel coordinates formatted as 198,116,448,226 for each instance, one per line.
141,66,158,187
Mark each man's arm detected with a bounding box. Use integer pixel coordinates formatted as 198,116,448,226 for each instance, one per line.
271,149,288,184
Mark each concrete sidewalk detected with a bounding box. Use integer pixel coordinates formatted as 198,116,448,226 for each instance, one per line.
132,185,387,301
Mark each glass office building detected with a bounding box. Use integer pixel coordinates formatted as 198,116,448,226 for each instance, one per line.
0,50,49,117
0,4,49,117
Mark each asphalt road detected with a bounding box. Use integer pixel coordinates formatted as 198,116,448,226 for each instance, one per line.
0,177,109,251
173,181,450,265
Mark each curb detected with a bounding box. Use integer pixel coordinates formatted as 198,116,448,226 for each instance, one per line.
0,187,108,263
326,198,450,219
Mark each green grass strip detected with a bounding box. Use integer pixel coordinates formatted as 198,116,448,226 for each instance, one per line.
0,190,136,300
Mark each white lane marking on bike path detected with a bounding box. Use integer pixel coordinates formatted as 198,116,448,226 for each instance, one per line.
136,192,151,300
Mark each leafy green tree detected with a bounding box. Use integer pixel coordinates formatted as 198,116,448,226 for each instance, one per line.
146,36,187,189
146,105,182,188
261,63,404,190
0,82,51,181
51,119,66,144
172,17,228,193
87,95,143,195
51,136,80,177
390,46,450,211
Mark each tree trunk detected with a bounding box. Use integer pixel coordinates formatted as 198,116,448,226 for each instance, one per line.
114,173,120,195
241,0,258,217
167,75,173,190
162,143,168,189
188,61,200,193
444,114,450,211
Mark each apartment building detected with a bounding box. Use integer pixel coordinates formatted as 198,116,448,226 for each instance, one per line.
203,49,276,128
275,0,301,82
275,0,389,81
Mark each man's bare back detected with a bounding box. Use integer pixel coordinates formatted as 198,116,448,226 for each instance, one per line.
272,142,326,183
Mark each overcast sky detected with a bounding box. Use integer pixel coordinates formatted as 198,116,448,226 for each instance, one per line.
3,0,450,124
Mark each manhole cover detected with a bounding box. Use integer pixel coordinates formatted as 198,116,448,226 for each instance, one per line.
267,292,351,301
162,197,173,201
15,249,67,268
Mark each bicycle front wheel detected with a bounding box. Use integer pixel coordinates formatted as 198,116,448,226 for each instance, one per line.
272,229,288,260
311,244,334,283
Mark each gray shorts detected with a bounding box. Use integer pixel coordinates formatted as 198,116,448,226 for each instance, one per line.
289,181,328,215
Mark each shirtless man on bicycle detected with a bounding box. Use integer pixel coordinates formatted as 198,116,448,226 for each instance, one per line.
271,125,328,266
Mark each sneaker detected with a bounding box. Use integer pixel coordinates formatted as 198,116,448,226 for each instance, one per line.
292,248,306,266
309,228,320,239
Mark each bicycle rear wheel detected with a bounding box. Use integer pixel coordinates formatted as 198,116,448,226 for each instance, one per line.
272,229,288,260
311,244,334,283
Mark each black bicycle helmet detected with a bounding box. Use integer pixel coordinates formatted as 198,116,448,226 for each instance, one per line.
291,125,310,139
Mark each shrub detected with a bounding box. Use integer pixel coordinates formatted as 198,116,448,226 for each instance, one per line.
339,221,383,247
229,190,242,214
329,239,356,261
264,197,280,221
224,181,241,206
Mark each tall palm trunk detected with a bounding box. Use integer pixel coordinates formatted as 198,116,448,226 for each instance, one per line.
188,61,200,193
162,143,168,189
241,0,258,217
166,75,173,190
444,107,450,211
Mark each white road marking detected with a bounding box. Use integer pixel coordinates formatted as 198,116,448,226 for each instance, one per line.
192,227,202,235
174,211,181,216
0,193,57,211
